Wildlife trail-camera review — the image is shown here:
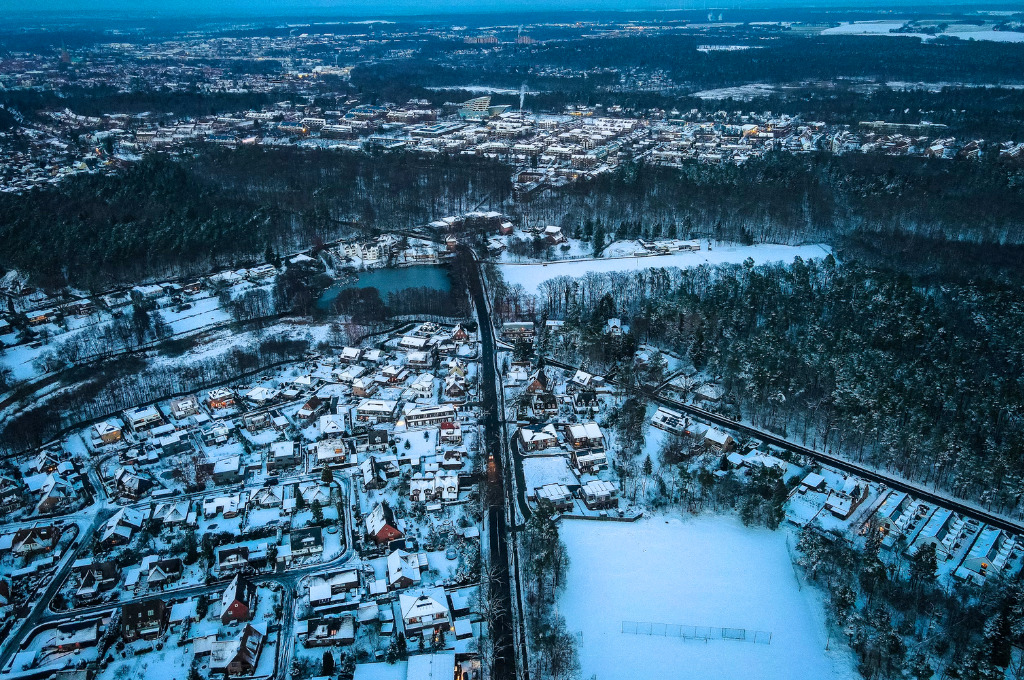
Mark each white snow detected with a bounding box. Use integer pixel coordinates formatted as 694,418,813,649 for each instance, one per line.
499,244,831,294
557,515,856,680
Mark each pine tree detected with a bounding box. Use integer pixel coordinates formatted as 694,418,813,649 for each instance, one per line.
322,651,335,675
321,467,334,484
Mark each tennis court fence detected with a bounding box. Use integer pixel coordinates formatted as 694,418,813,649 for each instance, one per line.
621,621,772,645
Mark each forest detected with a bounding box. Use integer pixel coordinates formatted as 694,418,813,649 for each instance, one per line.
4,144,1024,290
499,255,1024,517
0,146,510,289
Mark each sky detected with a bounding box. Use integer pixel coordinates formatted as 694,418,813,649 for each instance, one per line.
2,0,1003,17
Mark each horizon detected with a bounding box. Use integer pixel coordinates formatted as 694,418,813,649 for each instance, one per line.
2,0,1016,20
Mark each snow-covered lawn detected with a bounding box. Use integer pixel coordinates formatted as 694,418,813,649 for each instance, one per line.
498,244,832,294
557,515,856,680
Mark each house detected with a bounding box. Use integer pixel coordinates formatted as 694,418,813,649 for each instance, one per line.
955,527,1021,584
444,375,467,400
356,399,399,424
873,491,911,537
122,598,166,640
439,421,462,445
217,546,257,575
204,493,242,519
365,502,403,545
11,525,57,556
604,318,623,335
25,473,74,514
316,439,354,469
387,549,428,589
308,570,360,608
525,370,549,394
44,620,100,654
407,350,433,369
152,501,193,526
399,335,429,351
0,475,22,512
651,407,688,436
100,507,147,548
567,370,595,393
213,455,243,485
570,448,607,474
518,425,559,453
304,615,356,646
824,477,868,519
319,414,348,437
501,321,535,342
350,374,377,397
562,422,604,450
535,483,574,512
702,427,736,452
221,575,258,624
200,622,266,676
579,479,618,510
290,526,325,557
404,404,457,429
399,587,451,636
531,393,559,417
244,387,279,405
124,405,164,433
572,390,599,414
381,365,409,385
340,346,363,363
265,441,298,471
158,431,192,456
93,421,123,445
147,557,183,588
208,388,236,410
114,467,154,500
297,396,327,421
452,324,470,342
361,457,387,491
169,396,200,419
74,561,120,604
543,225,566,244
409,471,459,503
408,373,436,399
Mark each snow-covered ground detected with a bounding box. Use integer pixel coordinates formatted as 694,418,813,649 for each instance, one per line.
822,21,1024,42
557,515,857,680
499,243,832,294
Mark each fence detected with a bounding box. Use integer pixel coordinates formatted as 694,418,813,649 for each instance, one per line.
622,621,772,645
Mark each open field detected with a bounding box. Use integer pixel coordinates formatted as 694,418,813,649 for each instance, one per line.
557,515,857,680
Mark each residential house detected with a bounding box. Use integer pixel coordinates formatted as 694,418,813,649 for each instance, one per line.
439,422,462,445
92,421,123,446
122,598,166,640
114,467,154,500
356,399,399,424
404,404,457,429
387,549,428,589
399,587,451,636
365,502,403,545
221,575,258,624
535,483,574,512
124,405,164,433
198,623,266,676
518,425,558,453
501,322,535,342
100,507,147,548
579,479,618,510
169,396,201,419
74,561,120,604
303,616,355,647
290,527,325,558
208,388,236,410
12,525,57,556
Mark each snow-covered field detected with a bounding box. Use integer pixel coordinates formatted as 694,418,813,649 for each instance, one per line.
499,243,831,294
557,515,856,680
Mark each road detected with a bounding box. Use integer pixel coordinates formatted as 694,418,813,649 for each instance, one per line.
542,356,1024,536
462,246,525,680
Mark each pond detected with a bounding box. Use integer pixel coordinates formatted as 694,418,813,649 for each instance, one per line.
316,265,452,311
